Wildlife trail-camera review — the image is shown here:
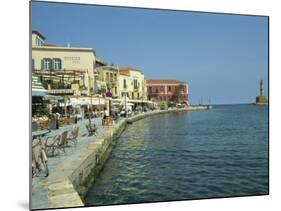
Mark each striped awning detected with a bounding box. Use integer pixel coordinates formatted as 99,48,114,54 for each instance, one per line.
32,89,48,97
69,97,106,106
32,74,48,97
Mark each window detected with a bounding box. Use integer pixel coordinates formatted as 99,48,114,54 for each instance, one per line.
123,79,127,89
110,73,113,81
106,72,109,81
134,79,138,89
114,73,117,81
41,58,52,70
53,58,61,70
168,86,171,92
156,87,158,93
36,37,44,46
44,59,51,70
115,87,117,95
149,86,152,93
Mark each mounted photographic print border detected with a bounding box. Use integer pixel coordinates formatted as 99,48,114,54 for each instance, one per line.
30,0,269,210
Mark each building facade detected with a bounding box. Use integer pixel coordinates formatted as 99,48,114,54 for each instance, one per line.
95,65,120,98
32,30,96,97
146,80,189,105
118,67,146,101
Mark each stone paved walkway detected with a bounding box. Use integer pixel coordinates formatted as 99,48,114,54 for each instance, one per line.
31,117,117,210
31,107,208,209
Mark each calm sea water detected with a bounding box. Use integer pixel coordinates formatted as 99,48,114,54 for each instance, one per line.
85,104,269,206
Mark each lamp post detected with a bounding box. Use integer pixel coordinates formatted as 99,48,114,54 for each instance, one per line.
125,89,129,118
93,66,99,116
88,75,93,114
64,95,67,117
125,92,127,118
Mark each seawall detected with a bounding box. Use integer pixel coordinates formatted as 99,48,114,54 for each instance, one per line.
46,106,209,208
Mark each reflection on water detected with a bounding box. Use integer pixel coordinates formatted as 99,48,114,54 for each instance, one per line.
86,105,269,206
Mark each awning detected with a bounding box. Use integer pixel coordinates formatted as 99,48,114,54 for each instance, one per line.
69,97,106,106
112,98,154,104
32,89,48,97
43,95,64,103
32,74,48,97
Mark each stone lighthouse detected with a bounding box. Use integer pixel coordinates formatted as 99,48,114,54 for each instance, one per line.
256,80,268,104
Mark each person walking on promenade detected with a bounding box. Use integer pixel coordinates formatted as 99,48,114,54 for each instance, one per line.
55,112,60,129
102,108,108,126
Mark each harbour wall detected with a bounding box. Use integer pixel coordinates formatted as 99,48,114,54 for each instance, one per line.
46,106,209,208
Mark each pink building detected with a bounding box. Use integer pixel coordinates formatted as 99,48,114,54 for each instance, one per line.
146,80,189,105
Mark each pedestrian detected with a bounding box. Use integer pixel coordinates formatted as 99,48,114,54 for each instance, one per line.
55,112,60,129
102,108,107,126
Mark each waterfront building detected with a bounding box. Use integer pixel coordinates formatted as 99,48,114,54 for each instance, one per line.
95,65,120,98
32,30,96,97
146,80,189,105
256,80,268,104
92,56,107,97
118,67,146,101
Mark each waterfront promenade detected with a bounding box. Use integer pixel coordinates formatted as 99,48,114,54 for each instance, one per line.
31,117,106,209
31,106,209,210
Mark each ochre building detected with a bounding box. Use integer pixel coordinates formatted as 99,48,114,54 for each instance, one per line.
32,30,96,96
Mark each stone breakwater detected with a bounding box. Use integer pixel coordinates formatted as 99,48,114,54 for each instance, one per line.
45,106,209,208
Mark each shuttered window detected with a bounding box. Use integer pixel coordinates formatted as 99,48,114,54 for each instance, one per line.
41,58,52,70
53,58,62,70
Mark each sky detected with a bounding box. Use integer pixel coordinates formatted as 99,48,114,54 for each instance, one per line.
31,1,268,105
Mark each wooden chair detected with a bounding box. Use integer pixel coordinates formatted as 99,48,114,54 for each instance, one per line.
86,124,98,136
67,125,79,146
45,131,68,156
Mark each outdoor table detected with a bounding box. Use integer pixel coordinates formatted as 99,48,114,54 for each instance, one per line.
32,130,50,140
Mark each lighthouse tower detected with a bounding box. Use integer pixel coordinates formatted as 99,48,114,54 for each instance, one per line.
256,80,268,104
260,80,264,97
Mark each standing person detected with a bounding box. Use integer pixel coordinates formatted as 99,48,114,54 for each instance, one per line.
74,113,78,124
94,109,98,118
102,108,107,126
114,109,120,123
55,112,60,129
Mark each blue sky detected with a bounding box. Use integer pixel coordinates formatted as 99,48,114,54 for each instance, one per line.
31,1,268,105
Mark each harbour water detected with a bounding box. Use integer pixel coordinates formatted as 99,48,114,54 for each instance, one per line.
85,104,269,206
